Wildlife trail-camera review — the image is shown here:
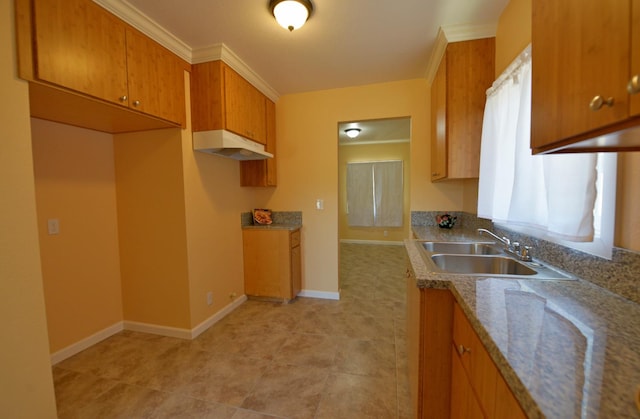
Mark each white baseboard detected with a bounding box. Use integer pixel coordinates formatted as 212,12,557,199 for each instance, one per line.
50,322,123,365
297,289,341,300
190,294,247,339
51,295,249,365
123,320,193,340
339,239,404,246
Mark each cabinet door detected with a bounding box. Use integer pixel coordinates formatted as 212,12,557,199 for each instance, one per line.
243,229,292,299
453,303,498,417
32,0,128,105
531,0,630,149
631,1,640,117
125,28,186,125
240,98,277,186
224,66,267,144
290,245,301,299
450,347,484,419
431,57,447,181
446,39,494,179
493,373,527,419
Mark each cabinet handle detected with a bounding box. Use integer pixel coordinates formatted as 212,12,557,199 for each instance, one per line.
133,100,141,107
589,95,614,111
628,75,640,95
457,344,471,356
119,95,127,102
432,172,440,177
405,268,412,278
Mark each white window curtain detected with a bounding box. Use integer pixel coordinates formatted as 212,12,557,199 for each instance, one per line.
478,45,598,242
347,161,403,227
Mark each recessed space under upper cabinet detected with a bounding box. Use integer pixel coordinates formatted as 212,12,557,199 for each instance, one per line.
430,37,495,182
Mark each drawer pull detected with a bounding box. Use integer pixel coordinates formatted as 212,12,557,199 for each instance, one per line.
629,75,640,95
589,95,614,111
457,344,471,356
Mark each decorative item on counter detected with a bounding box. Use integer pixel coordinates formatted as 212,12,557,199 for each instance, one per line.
253,208,273,225
437,213,457,229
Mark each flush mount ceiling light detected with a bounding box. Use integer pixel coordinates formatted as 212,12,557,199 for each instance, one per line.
345,128,361,138
269,0,313,32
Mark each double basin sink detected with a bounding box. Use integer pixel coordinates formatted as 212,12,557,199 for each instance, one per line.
419,241,573,280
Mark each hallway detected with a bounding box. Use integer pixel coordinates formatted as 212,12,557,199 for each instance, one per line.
52,243,411,418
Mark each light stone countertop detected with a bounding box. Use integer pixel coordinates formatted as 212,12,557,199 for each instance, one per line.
407,226,640,419
241,224,301,231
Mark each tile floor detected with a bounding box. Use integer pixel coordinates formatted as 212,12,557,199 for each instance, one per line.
52,243,411,418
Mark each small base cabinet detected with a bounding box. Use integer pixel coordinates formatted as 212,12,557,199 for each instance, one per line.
242,228,301,302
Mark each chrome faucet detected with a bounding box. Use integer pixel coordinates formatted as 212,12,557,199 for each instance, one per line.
477,228,533,261
477,228,511,247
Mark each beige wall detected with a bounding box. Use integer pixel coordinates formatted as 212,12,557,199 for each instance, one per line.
114,127,192,329
32,119,123,352
492,0,640,252
255,79,466,294
181,73,253,327
0,1,57,416
338,141,411,242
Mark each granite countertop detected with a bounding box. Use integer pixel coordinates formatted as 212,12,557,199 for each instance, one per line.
406,226,640,419
242,224,301,231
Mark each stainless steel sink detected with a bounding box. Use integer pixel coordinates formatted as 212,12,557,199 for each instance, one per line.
417,240,574,280
420,241,501,255
431,254,537,275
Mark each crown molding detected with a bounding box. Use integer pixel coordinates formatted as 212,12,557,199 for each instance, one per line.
92,0,280,101
192,44,280,102
93,0,192,62
424,22,497,84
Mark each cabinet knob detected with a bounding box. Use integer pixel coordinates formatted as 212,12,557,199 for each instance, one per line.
119,95,127,102
628,75,640,95
589,95,614,111
457,344,471,356
405,268,412,278
432,172,440,177
133,100,141,107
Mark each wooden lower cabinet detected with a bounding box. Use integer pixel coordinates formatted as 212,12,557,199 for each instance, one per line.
406,270,453,419
451,346,484,419
451,302,526,419
242,228,301,302
406,263,527,419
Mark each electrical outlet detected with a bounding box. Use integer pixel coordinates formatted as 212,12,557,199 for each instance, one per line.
206,291,213,306
383,230,388,237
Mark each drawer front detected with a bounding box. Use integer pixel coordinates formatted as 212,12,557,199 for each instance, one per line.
290,229,301,248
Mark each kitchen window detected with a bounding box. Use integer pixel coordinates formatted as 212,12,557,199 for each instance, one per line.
477,45,616,259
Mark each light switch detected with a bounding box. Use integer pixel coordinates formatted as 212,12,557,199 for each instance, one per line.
316,199,324,210
47,219,60,235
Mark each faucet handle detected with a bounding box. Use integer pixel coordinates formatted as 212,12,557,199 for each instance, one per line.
521,246,533,261
512,242,520,252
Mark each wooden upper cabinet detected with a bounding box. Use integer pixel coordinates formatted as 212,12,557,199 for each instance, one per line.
240,98,277,186
125,28,186,126
631,1,640,118
531,0,640,153
431,38,495,182
223,66,267,144
17,0,187,131
31,0,128,105
191,61,269,145
431,58,447,181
